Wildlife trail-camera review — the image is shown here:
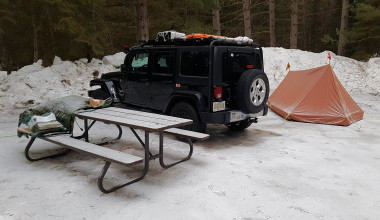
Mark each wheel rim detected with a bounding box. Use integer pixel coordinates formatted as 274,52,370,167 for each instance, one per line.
249,78,266,106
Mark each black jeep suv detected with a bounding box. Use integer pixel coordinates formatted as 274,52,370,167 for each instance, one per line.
88,37,269,133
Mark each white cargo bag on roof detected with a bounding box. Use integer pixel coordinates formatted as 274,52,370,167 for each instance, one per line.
156,31,186,41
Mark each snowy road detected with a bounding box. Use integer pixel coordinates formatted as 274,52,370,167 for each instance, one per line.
1,94,379,220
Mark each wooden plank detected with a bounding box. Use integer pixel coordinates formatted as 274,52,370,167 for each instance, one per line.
164,128,210,141
77,111,192,132
94,108,186,127
42,135,143,166
106,107,192,124
77,111,166,131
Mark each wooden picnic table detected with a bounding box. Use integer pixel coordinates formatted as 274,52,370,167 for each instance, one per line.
22,107,209,193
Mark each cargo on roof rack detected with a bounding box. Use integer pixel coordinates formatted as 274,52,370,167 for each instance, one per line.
140,30,260,47
139,38,260,48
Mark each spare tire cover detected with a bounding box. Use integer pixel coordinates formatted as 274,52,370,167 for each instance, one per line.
236,69,269,113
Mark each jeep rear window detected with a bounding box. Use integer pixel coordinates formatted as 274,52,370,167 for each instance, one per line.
153,52,174,76
222,52,256,82
180,51,209,77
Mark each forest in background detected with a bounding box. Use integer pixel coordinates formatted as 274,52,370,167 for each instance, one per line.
0,0,379,74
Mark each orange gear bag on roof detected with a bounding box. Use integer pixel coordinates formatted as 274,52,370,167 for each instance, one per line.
186,33,228,39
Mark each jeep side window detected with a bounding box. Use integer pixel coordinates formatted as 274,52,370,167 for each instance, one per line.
129,52,149,73
153,52,174,75
180,51,209,77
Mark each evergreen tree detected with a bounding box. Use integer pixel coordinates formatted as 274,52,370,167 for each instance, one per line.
348,0,380,60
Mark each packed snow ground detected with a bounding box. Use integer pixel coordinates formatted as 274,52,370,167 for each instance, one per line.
0,48,380,219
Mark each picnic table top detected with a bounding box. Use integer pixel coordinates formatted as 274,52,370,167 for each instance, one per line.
76,107,193,132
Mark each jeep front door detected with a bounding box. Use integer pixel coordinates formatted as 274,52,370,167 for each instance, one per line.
124,51,150,106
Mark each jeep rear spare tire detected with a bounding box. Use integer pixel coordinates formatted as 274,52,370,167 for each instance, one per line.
236,69,269,113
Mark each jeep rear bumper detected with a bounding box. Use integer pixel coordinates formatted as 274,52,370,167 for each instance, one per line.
200,105,268,124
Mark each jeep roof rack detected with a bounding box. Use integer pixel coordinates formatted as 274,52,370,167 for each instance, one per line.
139,38,260,48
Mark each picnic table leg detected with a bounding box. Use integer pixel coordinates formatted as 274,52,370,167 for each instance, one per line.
72,119,95,140
24,137,70,162
72,120,122,143
84,119,89,142
115,125,122,140
97,131,150,194
159,131,194,169
130,128,153,158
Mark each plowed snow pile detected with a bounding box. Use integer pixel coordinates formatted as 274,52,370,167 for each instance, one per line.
0,52,125,120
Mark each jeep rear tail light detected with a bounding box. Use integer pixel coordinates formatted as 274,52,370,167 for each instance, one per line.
214,87,222,99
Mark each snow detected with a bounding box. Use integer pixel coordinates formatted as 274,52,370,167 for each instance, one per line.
0,48,380,219
102,52,126,68
0,55,121,121
53,56,63,65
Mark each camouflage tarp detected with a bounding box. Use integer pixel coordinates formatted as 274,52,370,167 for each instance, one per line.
18,95,112,138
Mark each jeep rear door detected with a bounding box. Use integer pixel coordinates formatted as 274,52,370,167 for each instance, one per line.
150,50,175,109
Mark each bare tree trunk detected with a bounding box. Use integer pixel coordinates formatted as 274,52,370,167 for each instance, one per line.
290,0,298,49
243,0,252,38
268,0,276,47
212,0,221,35
301,0,306,50
133,0,149,42
86,44,92,62
2,46,11,74
6,56,12,75
338,0,349,56
31,0,38,62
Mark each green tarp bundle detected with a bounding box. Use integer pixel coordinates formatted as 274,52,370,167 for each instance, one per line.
18,95,112,138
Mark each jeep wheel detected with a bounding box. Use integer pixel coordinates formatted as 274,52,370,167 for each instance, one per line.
226,119,252,131
170,102,206,133
90,88,110,100
236,69,269,113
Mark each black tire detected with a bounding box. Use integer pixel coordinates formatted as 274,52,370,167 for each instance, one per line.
237,69,269,113
89,88,110,100
225,119,252,131
170,102,206,133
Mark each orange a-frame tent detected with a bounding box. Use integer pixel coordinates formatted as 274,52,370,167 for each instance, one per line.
268,64,364,125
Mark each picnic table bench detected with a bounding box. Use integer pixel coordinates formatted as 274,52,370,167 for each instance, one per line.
21,107,209,193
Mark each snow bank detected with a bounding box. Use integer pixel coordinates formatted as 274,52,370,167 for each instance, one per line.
0,48,379,120
53,56,63,65
102,52,126,68
0,56,119,120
